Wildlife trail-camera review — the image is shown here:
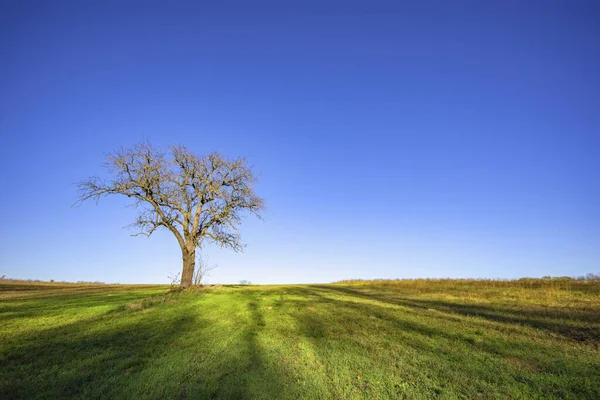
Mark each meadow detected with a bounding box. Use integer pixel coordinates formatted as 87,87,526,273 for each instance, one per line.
1,278,599,399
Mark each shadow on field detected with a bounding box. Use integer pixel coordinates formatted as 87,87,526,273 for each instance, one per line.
0,288,290,400
313,285,600,342
3,284,598,399
0,287,166,324
0,308,197,399
281,286,597,398
194,291,287,399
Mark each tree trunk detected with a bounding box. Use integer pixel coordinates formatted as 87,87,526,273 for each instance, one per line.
180,246,195,289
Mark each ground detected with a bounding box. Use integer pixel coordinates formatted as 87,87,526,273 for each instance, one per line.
0,279,599,399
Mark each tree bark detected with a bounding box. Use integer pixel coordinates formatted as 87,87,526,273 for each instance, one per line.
180,246,195,289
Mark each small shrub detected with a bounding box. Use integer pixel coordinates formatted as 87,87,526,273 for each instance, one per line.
168,272,181,290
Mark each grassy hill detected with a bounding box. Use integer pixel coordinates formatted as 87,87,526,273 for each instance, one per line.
1,279,599,399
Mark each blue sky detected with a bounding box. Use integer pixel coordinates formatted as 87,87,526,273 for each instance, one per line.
1,1,599,284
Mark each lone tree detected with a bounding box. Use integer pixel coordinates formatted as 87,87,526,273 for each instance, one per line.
75,141,264,288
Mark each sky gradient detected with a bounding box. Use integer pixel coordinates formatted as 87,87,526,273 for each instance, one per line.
1,1,599,284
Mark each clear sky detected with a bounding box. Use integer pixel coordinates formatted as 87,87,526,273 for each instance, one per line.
1,1,599,284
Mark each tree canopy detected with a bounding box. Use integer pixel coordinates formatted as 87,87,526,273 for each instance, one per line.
76,141,264,288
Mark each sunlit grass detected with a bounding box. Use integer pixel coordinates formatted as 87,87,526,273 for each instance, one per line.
1,279,599,399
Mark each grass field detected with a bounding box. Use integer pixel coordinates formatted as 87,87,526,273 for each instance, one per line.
1,279,599,399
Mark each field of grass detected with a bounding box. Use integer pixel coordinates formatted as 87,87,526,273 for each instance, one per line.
1,279,599,399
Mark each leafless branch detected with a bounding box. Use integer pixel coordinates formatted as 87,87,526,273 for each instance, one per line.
75,141,264,288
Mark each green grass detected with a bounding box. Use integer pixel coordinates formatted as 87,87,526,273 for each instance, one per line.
1,279,599,399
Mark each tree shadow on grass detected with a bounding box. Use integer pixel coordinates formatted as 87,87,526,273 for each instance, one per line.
0,287,169,330
0,307,199,399
178,290,288,400
1,287,293,400
286,286,600,399
5,284,597,399
313,285,600,343
0,290,180,346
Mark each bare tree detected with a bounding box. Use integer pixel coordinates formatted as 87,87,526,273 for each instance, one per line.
75,141,264,289
192,254,217,286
